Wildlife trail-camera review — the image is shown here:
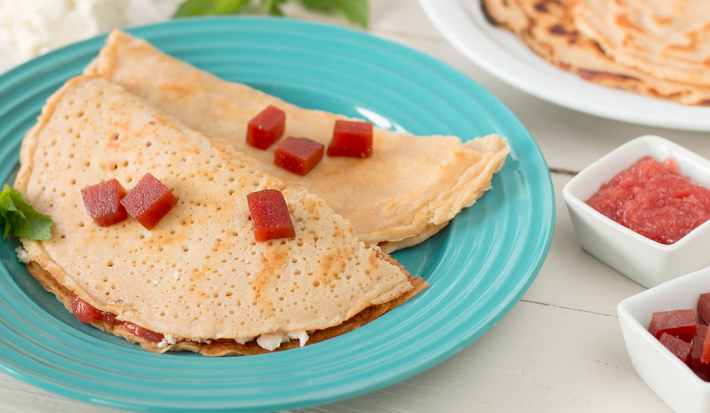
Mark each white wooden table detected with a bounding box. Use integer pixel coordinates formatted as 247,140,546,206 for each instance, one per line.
2,1,708,412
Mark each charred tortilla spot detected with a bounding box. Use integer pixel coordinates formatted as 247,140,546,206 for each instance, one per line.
481,1,504,26
577,69,639,83
549,24,576,36
647,88,685,99
534,3,548,12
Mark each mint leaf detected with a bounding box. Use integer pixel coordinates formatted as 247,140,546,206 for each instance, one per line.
302,0,369,28
0,184,52,241
173,0,252,17
263,0,287,16
0,188,21,240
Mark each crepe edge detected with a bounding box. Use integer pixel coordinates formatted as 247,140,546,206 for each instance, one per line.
360,135,509,251
26,259,427,356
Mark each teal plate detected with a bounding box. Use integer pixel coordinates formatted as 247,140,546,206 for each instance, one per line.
0,17,554,412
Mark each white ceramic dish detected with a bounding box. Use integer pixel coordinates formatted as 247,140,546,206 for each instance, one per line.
618,267,710,413
419,0,710,132
563,135,710,288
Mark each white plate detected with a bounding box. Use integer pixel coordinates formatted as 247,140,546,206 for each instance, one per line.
419,0,710,131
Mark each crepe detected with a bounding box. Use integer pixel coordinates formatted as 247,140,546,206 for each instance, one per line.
15,75,426,356
481,0,710,105
574,0,710,87
84,30,510,253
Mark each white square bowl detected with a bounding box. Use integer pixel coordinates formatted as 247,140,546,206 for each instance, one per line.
618,267,710,413
563,135,710,288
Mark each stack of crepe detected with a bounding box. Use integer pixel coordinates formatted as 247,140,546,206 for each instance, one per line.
85,31,509,253
15,32,509,355
482,0,710,105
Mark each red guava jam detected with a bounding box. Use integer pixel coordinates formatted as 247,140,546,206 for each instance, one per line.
274,137,325,176
70,294,164,342
586,156,710,245
247,189,295,242
71,295,103,323
123,322,165,342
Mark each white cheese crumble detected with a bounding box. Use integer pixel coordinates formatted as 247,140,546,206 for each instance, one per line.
287,330,309,348
255,330,309,351
158,332,308,351
158,335,214,349
0,0,128,60
157,334,177,349
185,338,212,344
235,337,254,345
15,246,30,264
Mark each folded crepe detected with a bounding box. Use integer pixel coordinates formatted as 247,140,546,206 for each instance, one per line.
481,0,710,105
84,30,510,253
15,75,426,356
573,0,710,87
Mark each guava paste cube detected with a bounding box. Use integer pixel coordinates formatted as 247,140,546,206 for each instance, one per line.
660,333,692,365
120,173,177,230
648,309,697,342
274,137,325,176
81,179,128,227
247,105,286,150
691,325,710,380
247,189,295,242
327,120,373,158
698,293,710,325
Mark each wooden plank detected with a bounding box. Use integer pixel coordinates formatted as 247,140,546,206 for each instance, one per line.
287,301,671,413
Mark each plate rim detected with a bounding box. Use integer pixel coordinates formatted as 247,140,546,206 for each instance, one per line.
0,16,555,412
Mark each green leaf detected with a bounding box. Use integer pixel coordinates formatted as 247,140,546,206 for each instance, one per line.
173,0,370,28
0,184,52,241
301,0,330,10
301,0,369,28
173,0,252,18
263,0,287,16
